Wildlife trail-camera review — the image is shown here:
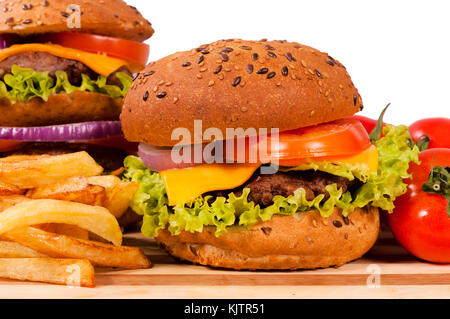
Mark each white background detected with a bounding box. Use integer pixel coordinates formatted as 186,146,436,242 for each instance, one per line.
127,0,449,125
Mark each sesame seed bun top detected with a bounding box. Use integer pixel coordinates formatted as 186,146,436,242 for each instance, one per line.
121,39,364,147
0,0,154,42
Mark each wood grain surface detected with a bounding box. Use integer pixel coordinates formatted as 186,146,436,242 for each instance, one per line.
0,229,450,299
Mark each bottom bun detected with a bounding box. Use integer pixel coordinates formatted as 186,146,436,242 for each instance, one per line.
157,207,380,270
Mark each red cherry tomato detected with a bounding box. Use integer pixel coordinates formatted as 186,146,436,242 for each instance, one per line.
387,148,450,263
409,118,450,149
33,32,150,69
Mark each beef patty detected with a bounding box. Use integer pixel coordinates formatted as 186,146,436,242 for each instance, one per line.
1,142,128,173
0,51,132,87
209,170,359,207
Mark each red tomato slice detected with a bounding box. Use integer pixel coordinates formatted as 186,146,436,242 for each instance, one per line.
0,140,22,152
34,32,150,69
86,135,138,154
226,119,371,164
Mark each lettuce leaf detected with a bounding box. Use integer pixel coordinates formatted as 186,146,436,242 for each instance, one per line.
124,124,419,238
0,65,132,104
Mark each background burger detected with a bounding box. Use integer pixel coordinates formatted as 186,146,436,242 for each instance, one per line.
121,39,419,270
0,0,153,173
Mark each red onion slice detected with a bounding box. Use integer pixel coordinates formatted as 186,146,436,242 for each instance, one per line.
0,121,123,142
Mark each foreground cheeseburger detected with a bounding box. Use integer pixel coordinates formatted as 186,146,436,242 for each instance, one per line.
122,39,419,270
0,0,153,172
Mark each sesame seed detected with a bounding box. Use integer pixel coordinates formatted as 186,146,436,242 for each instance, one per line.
234,65,240,71
158,80,165,86
240,45,252,50
61,12,70,18
301,60,307,68
201,49,210,55
251,53,259,61
353,95,357,106
232,76,241,87
2,7,7,13
22,19,33,24
218,74,224,80
165,82,173,87
267,72,276,79
153,86,158,92
42,0,49,7
285,52,297,62
143,91,149,101
208,80,215,87
333,220,342,228
196,74,203,79
182,62,191,67
5,17,13,24
343,216,350,225
221,47,234,53
22,4,33,10
173,97,179,104
241,106,248,112
156,92,167,99
326,60,335,66
265,45,276,50
144,71,155,77
213,65,222,74
198,55,204,64
314,69,323,79
256,67,269,75
281,66,288,76
220,52,229,62
312,219,318,227
199,67,207,72
246,64,254,74
267,51,277,58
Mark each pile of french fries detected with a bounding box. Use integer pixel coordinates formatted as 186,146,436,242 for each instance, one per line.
0,151,150,287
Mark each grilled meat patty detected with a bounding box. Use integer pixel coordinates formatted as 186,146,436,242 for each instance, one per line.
1,142,128,173
0,51,132,87
209,170,359,207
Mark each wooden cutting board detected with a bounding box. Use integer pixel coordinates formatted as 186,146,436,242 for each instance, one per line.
1,230,450,298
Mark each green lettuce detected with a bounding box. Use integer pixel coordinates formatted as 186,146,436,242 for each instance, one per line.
124,124,420,238
0,65,132,104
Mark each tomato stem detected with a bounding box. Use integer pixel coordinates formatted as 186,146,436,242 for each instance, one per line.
369,103,391,143
422,165,450,216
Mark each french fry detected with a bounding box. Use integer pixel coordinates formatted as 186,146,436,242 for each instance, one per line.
87,176,139,218
27,176,107,207
0,152,103,188
0,258,95,287
0,181,24,196
0,241,47,258
52,224,89,240
0,195,31,212
0,199,122,246
4,227,150,269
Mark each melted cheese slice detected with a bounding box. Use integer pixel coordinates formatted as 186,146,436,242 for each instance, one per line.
315,145,379,172
160,145,379,206
0,44,132,76
161,163,260,206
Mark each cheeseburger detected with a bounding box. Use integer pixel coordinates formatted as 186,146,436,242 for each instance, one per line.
122,39,419,270
0,0,153,172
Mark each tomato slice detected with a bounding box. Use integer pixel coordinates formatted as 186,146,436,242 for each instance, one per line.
0,140,22,152
85,135,138,154
33,32,149,69
228,119,371,165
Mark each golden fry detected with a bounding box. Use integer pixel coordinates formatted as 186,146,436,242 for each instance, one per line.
0,195,31,212
0,241,47,258
0,258,95,287
27,176,107,207
0,152,103,188
5,227,150,269
0,199,122,246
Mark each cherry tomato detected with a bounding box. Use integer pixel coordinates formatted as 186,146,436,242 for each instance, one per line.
32,32,150,69
409,118,450,149
226,119,372,164
387,148,450,263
